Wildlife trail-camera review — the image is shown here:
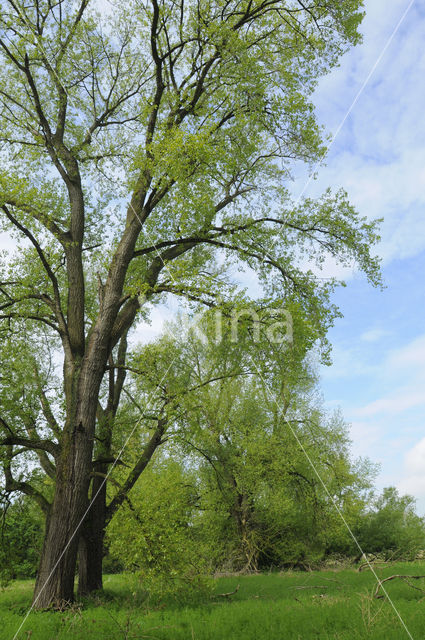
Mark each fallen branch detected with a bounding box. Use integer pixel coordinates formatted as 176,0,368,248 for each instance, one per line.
213,584,240,598
290,585,330,590
358,561,393,573
374,575,425,599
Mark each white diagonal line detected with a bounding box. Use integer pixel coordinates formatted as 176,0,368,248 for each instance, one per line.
296,0,415,205
249,353,414,639
272,4,417,636
12,199,205,639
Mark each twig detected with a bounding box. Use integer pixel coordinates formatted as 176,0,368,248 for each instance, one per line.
290,585,330,590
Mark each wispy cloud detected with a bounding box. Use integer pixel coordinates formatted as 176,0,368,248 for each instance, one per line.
398,438,425,502
386,334,425,372
325,331,425,510
354,389,425,418
304,0,425,265
360,328,392,343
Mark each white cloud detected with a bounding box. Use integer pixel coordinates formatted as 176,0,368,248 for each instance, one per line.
404,437,425,475
314,1,425,512
354,388,425,418
398,475,425,504
326,331,425,511
321,341,378,380
302,0,425,264
386,334,425,373
349,420,383,458
360,328,392,343
297,253,358,283
130,304,174,345
398,438,425,510
348,334,425,418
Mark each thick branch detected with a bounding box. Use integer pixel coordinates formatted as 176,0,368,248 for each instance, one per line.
0,415,59,457
3,453,51,514
0,435,59,457
105,417,167,523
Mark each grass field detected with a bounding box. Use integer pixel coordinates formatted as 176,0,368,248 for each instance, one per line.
2,563,425,639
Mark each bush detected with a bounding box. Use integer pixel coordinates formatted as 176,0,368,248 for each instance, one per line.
0,496,44,585
353,487,425,559
106,459,213,605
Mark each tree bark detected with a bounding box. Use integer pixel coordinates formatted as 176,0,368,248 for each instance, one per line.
76,418,167,596
32,435,91,607
77,470,107,596
32,354,104,607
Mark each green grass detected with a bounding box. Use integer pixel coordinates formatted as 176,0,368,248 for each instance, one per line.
2,563,425,639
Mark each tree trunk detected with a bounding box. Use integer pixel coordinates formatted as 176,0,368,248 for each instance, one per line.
32,359,102,608
32,439,91,608
76,419,166,595
231,489,258,571
77,470,107,596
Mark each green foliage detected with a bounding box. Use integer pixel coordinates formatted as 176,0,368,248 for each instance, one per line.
0,496,44,586
107,310,383,575
107,320,378,574
0,0,380,343
106,459,213,605
190,398,376,570
354,487,425,559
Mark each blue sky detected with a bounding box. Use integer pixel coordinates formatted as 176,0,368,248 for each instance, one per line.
299,0,425,512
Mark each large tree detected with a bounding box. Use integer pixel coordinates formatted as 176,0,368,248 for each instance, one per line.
107,318,376,576
0,0,379,608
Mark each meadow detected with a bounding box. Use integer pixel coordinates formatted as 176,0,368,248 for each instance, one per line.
2,562,425,640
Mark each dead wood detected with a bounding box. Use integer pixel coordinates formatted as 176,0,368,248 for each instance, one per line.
213,584,240,599
374,575,425,599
